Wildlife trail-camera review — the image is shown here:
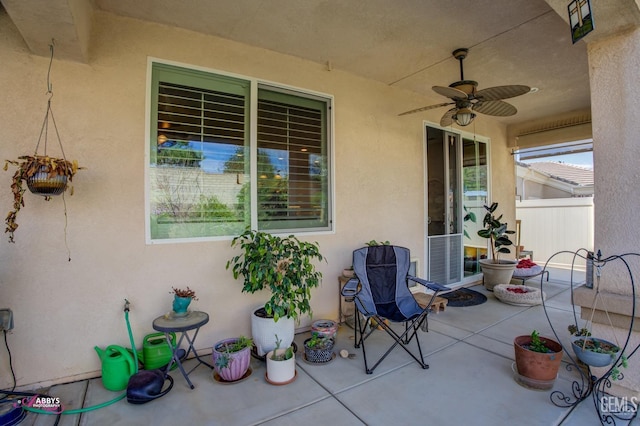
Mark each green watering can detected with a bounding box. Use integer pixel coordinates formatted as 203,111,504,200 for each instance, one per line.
139,332,176,370
94,345,136,391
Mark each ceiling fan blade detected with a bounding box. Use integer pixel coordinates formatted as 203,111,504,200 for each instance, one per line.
398,102,453,116
432,86,468,100
475,85,531,101
440,108,457,127
473,100,517,117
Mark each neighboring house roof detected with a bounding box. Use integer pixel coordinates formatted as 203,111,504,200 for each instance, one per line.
516,161,594,197
517,161,594,187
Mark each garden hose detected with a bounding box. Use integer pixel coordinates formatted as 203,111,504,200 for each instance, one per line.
20,299,137,416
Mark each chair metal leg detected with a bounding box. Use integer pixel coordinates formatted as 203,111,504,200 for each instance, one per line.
358,313,430,374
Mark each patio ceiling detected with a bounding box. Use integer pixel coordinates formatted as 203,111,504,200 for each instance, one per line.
2,0,639,128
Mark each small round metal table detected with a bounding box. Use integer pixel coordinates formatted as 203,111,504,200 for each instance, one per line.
152,311,212,389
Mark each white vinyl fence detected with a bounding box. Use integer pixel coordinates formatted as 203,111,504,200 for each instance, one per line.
516,198,594,270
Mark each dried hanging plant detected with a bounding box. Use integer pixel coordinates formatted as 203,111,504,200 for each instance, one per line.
3,40,84,259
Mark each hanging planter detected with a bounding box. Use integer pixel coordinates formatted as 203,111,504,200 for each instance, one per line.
26,164,69,196
3,40,84,249
571,337,620,367
565,253,628,376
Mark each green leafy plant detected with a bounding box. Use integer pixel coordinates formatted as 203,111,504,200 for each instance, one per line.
568,325,628,380
305,333,333,350
611,355,629,381
477,202,515,262
568,324,591,337
527,330,555,354
270,334,294,361
463,205,476,239
227,229,325,322
365,240,390,247
214,336,253,369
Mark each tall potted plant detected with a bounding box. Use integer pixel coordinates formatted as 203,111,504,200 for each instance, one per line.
227,229,324,357
477,202,517,290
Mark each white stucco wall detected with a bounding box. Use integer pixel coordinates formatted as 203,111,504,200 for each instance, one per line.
0,11,513,388
585,28,640,397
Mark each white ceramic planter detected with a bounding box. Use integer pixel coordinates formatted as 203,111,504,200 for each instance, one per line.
266,349,296,384
251,307,294,356
479,259,517,291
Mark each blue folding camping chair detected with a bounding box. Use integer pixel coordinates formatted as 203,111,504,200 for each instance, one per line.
341,245,448,374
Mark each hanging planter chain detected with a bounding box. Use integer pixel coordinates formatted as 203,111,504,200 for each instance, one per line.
34,41,69,162
3,39,84,259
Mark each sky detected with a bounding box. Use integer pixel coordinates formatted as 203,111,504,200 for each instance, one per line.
524,151,593,168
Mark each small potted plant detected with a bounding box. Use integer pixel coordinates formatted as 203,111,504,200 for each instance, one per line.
265,335,296,385
4,155,83,243
212,335,253,382
303,333,335,364
227,229,325,357
477,202,517,290
513,330,563,390
170,286,198,316
568,325,624,369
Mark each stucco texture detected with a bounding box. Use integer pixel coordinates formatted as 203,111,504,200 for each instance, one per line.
0,11,513,388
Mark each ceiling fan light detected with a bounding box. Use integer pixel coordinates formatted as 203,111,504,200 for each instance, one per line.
453,107,476,126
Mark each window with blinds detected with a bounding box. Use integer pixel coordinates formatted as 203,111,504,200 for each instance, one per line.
148,62,332,242
256,89,328,231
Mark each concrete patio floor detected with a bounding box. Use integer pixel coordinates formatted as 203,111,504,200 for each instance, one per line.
11,268,640,425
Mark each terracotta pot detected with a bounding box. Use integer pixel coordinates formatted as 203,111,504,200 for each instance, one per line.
514,335,563,383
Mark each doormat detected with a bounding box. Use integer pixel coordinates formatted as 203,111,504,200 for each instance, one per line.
441,288,487,307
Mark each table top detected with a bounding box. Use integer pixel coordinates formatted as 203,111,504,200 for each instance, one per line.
153,311,209,332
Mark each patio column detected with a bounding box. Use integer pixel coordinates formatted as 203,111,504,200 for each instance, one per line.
578,27,640,398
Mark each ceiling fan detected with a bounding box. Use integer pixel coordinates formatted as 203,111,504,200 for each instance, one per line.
399,48,531,126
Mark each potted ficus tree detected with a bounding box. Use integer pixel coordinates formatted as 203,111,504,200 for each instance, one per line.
477,202,517,290
227,229,325,357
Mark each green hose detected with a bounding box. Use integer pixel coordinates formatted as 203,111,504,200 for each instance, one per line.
23,299,137,415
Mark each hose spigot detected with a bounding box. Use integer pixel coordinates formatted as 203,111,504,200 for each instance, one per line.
124,299,130,312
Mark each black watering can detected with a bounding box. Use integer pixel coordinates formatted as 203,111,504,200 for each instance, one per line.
122,299,174,404
126,370,173,404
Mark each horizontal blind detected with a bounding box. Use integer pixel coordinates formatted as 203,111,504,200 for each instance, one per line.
150,69,249,239
256,91,328,230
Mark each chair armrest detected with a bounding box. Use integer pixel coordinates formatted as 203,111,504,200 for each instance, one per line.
407,275,448,293
341,278,360,298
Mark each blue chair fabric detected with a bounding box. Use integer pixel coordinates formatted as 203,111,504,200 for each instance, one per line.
341,245,448,374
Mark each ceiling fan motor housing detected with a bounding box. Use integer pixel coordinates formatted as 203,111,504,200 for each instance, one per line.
449,80,477,96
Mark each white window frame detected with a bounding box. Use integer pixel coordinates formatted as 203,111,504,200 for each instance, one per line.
144,58,335,244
